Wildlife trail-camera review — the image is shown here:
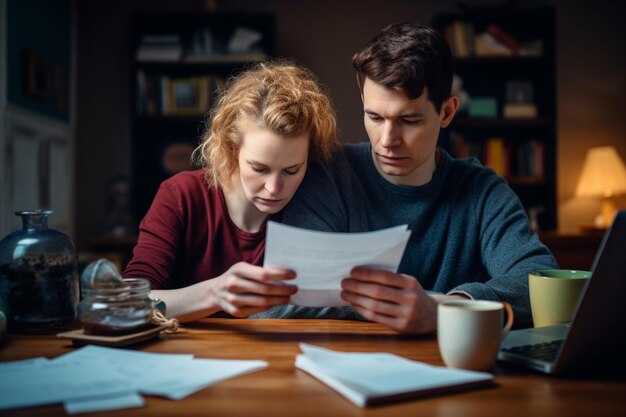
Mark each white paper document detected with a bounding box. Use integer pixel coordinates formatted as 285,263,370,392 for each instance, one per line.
0,345,268,413
139,358,269,400
295,344,493,407
64,393,145,415
0,358,134,411
264,222,411,306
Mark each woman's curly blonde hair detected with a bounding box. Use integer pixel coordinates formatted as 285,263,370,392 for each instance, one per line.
194,60,339,188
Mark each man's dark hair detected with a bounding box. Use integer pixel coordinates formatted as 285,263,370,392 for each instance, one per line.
352,23,454,111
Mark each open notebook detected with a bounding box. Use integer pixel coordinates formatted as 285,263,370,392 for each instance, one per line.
296,344,493,407
498,210,626,375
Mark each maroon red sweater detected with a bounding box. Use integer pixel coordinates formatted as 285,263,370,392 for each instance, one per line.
123,170,266,289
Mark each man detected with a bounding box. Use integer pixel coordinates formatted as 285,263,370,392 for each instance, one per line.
280,23,557,334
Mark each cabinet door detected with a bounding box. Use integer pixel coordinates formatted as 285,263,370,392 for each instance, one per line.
0,0,74,238
0,107,74,237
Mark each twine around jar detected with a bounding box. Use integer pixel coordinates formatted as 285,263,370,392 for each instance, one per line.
152,309,179,333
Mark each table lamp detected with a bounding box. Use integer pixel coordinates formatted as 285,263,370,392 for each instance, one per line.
575,146,626,228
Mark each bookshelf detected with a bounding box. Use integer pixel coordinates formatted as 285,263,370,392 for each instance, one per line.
433,7,557,230
130,12,275,219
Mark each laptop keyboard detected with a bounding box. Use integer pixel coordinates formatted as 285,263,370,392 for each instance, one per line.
501,340,563,361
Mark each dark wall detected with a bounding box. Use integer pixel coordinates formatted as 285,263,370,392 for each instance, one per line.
75,0,205,248
7,0,71,121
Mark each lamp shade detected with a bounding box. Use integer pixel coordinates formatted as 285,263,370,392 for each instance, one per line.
575,146,626,198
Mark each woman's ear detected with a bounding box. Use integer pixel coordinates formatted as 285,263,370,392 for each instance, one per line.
440,96,459,128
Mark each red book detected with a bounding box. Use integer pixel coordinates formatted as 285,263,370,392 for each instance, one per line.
486,24,520,52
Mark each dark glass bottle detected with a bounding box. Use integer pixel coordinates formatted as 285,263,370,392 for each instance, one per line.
0,210,79,333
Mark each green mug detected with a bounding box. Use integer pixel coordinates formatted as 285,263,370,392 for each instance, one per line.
529,269,591,328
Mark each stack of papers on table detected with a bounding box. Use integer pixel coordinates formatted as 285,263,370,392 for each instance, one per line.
295,344,494,407
0,345,267,414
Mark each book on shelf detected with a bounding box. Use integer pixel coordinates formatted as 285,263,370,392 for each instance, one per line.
446,134,545,180
227,26,263,54
506,80,534,103
184,25,268,64
443,21,519,57
186,27,214,57
529,140,545,178
453,20,474,57
474,32,513,57
135,35,183,62
518,39,544,57
485,24,520,52
443,20,474,57
503,103,538,119
468,97,498,118
513,140,545,179
135,71,148,115
160,76,170,114
504,81,537,119
184,52,268,64
295,344,493,407
484,137,507,176
473,24,543,58
440,16,546,59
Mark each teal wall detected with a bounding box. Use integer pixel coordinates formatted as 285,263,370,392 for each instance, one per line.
7,0,71,121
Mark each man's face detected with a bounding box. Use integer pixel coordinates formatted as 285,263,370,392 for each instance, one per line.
361,78,457,186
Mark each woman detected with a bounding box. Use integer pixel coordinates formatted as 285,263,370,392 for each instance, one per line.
123,61,339,322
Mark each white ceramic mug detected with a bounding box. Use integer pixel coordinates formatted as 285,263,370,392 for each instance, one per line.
437,300,514,371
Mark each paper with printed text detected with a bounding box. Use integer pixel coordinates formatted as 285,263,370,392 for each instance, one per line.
264,222,411,306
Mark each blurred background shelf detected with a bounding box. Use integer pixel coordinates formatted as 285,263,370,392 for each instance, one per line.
130,11,275,220
434,7,557,230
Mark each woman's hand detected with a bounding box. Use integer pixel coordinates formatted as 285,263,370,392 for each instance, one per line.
210,262,298,317
149,262,297,322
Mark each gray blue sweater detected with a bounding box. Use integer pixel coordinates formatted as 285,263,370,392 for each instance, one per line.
258,142,558,327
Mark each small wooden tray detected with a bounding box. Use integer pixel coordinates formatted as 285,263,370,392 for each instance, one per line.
57,324,169,347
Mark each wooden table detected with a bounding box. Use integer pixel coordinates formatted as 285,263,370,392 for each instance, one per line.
1,319,625,416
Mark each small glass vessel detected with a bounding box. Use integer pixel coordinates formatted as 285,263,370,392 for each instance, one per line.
78,278,154,335
0,210,79,333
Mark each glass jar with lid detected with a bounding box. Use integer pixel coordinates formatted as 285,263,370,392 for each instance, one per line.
78,278,154,335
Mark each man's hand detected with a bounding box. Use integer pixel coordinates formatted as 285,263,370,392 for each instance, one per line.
340,266,443,334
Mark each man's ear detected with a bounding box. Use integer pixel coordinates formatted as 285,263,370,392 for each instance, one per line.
440,96,459,128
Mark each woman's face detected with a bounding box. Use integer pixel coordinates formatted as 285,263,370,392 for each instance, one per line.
237,125,310,215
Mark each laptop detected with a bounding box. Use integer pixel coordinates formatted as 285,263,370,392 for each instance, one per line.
497,210,626,375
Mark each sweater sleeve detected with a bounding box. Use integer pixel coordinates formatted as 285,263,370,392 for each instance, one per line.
123,181,184,289
451,172,558,327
